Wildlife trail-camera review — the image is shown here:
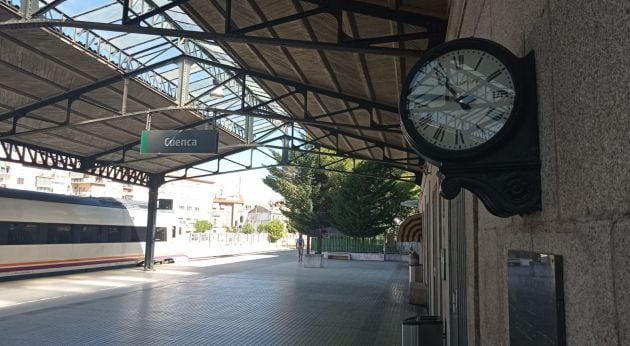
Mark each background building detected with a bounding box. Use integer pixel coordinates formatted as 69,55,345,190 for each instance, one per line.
246,201,289,231
158,177,215,235
212,194,245,231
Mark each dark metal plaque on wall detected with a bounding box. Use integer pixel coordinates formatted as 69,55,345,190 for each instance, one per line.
507,250,565,346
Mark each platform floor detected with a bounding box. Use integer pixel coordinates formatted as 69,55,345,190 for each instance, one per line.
0,251,414,345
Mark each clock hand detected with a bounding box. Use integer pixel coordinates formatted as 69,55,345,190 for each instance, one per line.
444,79,459,97
443,78,473,111
410,89,472,110
409,100,511,113
455,95,476,110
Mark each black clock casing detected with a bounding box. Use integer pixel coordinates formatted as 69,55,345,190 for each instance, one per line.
399,38,542,217
400,38,526,165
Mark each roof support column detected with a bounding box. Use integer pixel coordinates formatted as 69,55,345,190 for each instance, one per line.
20,0,39,18
176,58,191,107
144,174,164,271
241,74,254,144
121,78,129,115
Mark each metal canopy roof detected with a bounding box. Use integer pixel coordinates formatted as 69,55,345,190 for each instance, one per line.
0,0,447,187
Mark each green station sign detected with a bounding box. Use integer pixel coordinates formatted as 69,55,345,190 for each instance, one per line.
140,129,219,154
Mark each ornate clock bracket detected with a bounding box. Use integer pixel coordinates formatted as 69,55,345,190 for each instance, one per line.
437,51,541,217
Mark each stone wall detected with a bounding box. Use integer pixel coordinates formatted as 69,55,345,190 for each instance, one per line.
419,0,630,345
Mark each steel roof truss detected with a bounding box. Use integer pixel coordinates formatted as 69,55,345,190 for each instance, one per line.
123,0,193,25
0,138,152,186
0,19,426,57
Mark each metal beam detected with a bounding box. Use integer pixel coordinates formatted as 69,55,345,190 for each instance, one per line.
82,105,405,161
31,0,68,17
299,0,447,29
0,19,426,56
0,55,182,123
143,177,161,270
231,7,325,34
125,0,193,25
162,143,420,183
0,53,398,127
186,56,398,113
0,139,151,186
345,32,435,46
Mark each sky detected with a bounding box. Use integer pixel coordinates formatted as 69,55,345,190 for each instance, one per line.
209,168,282,206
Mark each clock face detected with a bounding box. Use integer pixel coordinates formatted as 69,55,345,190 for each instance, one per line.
402,45,518,154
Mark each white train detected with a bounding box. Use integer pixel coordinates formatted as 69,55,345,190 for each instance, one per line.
0,187,183,279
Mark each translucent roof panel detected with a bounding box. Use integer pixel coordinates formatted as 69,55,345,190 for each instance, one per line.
29,0,299,142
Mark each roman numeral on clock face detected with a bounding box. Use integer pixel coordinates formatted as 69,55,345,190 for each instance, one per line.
433,125,446,142
487,70,502,82
402,43,518,153
453,54,464,70
485,108,504,121
455,130,465,145
418,113,433,129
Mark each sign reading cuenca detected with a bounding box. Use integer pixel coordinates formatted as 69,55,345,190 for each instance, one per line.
140,129,219,154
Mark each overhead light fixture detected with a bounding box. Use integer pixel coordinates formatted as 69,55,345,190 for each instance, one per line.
210,78,223,98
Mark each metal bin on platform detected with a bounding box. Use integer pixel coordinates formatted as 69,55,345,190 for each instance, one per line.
401,315,442,346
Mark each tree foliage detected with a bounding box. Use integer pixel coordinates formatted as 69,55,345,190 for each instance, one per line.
242,223,254,234
258,219,287,242
193,220,211,233
330,161,418,238
264,150,418,240
263,150,345,236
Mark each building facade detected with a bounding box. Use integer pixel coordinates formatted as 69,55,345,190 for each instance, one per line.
212,195,245,231
418,1,630,346
158,177,215,234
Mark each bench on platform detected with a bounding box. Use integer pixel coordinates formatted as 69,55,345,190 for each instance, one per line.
327,252,351,260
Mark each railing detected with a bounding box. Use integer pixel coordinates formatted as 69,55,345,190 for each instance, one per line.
0,0,290,141
310,235,400,254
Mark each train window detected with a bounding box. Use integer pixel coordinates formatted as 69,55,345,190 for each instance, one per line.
49,224,72,244
128,226,139,242
172,226,176,239
8,223,39,244
120,227,132,242
80,225,101,243
155,227,166,242
104,226,122,242
128,227,147,242
0,222,8,245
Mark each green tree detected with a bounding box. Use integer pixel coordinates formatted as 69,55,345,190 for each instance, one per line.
330,161,418,238
263,150,345,237
256,223,266,233
193,220,211,233
259,219,287,242
242,223,254,234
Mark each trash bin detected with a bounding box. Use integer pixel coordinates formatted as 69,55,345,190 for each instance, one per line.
409,250,420,282
401,316,442,346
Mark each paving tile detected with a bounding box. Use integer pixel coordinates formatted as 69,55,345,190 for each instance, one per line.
0,251,414,345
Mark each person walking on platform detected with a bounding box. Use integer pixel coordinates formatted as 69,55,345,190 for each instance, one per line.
296,234,305,262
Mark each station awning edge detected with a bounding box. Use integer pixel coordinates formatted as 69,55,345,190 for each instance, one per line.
398,213,422,242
